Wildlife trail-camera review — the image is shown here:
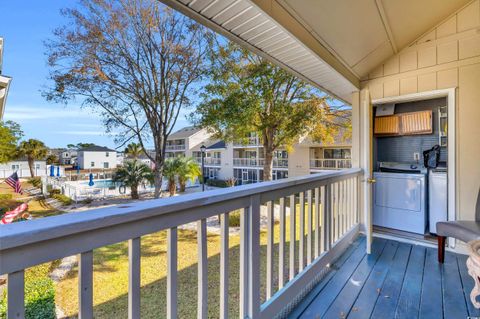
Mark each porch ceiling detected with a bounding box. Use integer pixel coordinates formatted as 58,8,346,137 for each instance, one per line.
160,0,470,103
279,0,471,79
160,0,359,103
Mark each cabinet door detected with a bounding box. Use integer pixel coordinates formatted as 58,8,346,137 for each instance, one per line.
401,110,432,135
374,115,400,135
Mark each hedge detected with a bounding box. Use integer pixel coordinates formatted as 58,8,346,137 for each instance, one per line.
205,179,228,188
0,268,56,319
52,194,72,206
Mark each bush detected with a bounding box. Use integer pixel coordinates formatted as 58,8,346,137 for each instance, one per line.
229,210,242,227
205,179,228,188
52,194,73,206
82,198,93,204
0,194,13,200
0,269,56,319
48,189,61,196
28,177,42,188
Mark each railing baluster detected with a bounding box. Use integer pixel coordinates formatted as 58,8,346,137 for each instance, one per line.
299,192,305,272
324,183,332,251
314,187,320,258
128,238,141,319
320,186,325,253
197,219,208,319
220,212,229,319
289,194,296,280
79,250,93,319
7,270,24,319
279,197,286,289
335,182,340,241
240,207,249,318
266,201,274,299
167,227,178,319
249,196,261,318
342,180,346,235
355,176,359,223
307,190,313,265
348,178,352,228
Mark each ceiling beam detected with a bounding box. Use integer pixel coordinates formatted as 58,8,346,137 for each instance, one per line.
375,0,398,54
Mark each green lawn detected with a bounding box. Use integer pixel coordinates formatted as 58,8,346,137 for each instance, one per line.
56,204,319,318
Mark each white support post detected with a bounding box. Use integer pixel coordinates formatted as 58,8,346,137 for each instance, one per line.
197,219,208,319
79,250,93,319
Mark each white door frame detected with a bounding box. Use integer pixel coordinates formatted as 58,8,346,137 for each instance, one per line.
369,88,457,247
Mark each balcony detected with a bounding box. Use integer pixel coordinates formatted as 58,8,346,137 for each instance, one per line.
166,144,186,151
233,158,288,168
310,159,352,170
0,169,362,318
233,137,261,147
195,157,221,166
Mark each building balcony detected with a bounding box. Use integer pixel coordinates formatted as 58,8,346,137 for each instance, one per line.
233,158,288,168
233,137,261,147
166,144,186,151
310,158,352,170
0,169,365,319
195,157,221,166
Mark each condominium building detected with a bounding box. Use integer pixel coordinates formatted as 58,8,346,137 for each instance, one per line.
167,126,352,184
0,37,12,120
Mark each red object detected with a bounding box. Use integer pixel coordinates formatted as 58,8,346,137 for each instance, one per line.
1,203,28,225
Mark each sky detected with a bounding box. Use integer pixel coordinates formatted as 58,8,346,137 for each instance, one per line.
0,1,190,150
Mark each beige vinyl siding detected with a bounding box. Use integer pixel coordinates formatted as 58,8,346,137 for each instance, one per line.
360,0,480,221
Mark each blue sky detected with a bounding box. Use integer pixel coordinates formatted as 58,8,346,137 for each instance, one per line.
0,1,190,149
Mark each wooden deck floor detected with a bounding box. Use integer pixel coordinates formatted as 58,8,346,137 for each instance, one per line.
289,236,480,319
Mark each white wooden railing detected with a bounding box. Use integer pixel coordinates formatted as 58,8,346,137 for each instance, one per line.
195,157,222,166
0,168,361,319
166,144,186,151
310,159,352,170
233,158,288,168
233,137,261,147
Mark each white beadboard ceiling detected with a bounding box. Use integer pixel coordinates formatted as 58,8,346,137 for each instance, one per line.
160,0,359,103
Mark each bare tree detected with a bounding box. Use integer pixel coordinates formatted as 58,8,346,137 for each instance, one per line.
44,0,214,197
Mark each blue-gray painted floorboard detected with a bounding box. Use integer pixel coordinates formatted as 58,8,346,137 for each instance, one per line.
289,237,476,319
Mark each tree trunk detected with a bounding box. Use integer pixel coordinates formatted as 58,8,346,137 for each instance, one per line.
153,151,164,198
263,145,274,182
179,179,186,192
168,178,176,196
28,157,35,178
131,184,139,199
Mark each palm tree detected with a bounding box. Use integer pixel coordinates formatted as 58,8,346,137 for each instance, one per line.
163,157,182,196
177,157,202,192
17,139,48,177
125,143,144,159
113,160,153,199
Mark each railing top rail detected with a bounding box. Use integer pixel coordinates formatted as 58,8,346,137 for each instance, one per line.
0,168,361,272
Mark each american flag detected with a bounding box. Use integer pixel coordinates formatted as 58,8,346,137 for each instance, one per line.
5,172,23,194
0,203,28,224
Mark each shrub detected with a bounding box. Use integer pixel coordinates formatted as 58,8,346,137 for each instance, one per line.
82,198,93,204
229,210,242,227
28,177,42,188
48,189,61,196
0,269,55,319
0,194,13,200
52,194,73,206
205,179,228,188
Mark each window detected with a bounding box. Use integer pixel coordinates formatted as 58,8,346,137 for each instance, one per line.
35,164,41,169
11,164,20,170
91,162,95,167
323,148,351,159
106,152,109,157
104,162,109,169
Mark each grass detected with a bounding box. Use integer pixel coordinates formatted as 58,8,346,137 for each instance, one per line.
0,182,63,218
55,202,324,319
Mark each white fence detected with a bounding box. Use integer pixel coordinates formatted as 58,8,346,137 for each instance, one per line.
0,166,65,179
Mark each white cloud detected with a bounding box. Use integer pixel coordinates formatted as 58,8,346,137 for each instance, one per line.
4,105,97,121
55,130,106,136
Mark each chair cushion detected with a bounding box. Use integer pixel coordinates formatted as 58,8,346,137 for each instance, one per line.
437,221,480,243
